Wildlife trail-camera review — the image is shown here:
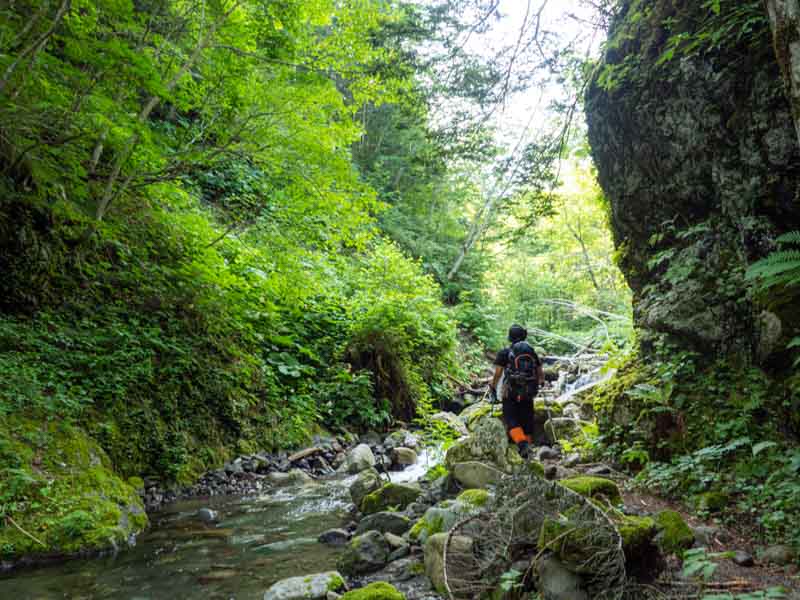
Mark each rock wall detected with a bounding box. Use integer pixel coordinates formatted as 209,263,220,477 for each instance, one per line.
766,0,800,147
585,0,800,362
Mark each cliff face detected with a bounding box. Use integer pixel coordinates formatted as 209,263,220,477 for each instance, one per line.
586,0,800,363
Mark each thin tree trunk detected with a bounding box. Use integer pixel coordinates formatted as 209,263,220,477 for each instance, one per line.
765,0,800,147
0,0,71,95
95,2,238,220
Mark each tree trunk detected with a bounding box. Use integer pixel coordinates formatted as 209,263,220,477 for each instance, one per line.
766,0,800,147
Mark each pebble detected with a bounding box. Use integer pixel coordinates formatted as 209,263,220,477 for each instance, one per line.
196,508,218,523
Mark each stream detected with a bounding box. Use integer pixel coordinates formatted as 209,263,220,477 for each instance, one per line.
0,449,440,600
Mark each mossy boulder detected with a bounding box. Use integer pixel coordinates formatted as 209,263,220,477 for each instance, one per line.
337,530,390,576
537,516,596,570
340,582,405,600
360,482,421,514
559,476,622,506
617,515,657,555
409,500,474,544
451,461,501,489
350,467,382,508
0,417,147,562
654,510,694,555
263,571,346,600
444,415,508,470
694,491,729,513
456,489,490,508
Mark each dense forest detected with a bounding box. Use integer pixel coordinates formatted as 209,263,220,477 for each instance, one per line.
0,1,798,599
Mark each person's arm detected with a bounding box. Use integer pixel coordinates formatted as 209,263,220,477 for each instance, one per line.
537,363,545,386
490,365,503,390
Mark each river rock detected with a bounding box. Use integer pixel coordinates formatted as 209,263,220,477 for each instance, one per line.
197,508,218,523
360,482,421,514
430,411,468,437
383,430,419,451
409,501,471,544
355,511,411,536
391,447,417,466
445,415,508,470
732,550,755,567
537,446,561,461
350,468,382,509
384,532,407,550
536,555,589,600
451,461,501,490
337,530,390,575
339,582,405,599
345,444,376,474
318,528,350,546
424,532,473,595
268,469,314,486
263,571,345,600
762,544,795,566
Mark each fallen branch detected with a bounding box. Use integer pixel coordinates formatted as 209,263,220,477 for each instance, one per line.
6,515,47,548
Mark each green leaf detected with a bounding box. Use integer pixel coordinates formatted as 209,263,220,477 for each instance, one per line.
752,441,778,456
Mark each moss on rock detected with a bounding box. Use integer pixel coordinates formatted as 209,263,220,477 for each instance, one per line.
340,582,405,600
359,482,422,514
654,510,694,555
0,416,147,561
456,489,490,508
694,491,729,513
617,515,657,555
560,476,622,506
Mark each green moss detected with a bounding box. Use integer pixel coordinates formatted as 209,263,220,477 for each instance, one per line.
0,417,148,561
457,489,490,508
327,573,345,592
537,515,594,567
423,463,448,481
409,513,444,541
534,400,563,415
694,491,729,513
360,483,421,514
127,476,145,492
560,476,622,506
340,582,405,600
616,515,657,555
654,510,694,555
526,460,545,478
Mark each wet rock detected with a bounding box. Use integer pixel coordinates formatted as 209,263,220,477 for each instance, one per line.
424,532,473,595
263,571,345,600
585,464,612,476
762,544,795,566
224,460,244,475
384,430,419,451
544,465,558,480
732,550,755,567
536,555,589,600
451,461,501,490
318,528,350,546
268,469,313,486
430,411,468,437
391,447,417,466
563,453,581,468
197,508,218,523
337,530,391,575
537,446,561,461
355,512,411,536
345,444,377,474
360,483,422,514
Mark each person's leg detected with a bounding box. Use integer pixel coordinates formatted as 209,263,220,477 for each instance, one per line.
503,395,531,458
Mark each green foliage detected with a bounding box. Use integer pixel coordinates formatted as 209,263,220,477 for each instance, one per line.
683,549,788,600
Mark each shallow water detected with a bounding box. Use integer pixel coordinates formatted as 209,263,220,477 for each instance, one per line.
0,478,354,600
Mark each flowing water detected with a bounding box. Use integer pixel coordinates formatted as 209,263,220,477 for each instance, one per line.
0,447,442,600
0,479,352,599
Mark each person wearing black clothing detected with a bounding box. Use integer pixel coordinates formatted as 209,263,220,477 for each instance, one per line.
488,324,545,458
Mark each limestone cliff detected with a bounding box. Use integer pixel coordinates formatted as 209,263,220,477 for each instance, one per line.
585,0,800,363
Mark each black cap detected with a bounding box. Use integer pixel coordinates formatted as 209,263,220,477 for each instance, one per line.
508,324,527,343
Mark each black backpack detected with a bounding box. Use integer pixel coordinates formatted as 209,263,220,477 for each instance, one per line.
505,341,540,402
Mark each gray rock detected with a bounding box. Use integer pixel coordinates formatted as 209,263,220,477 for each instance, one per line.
537,446,561,461
424,532,473,595
263,571,345,600
318,528,349,546
383,430,419,451
388,546,410,561
268,469,313,486
384,532,407,549
536,555,589,600
360,432,382,446
451,461,502,489
692,525,729,547
326,593,342,600
337,530,391,575
224,461,244,475
732,550,754,567
563,453,581,468
349,467,382,508
355,512,411,536
762,544,795,566
586,464,612,476
391,447,418,466
430,411,469,437
345,444,377,474
444,415,508,470
197,508,218,523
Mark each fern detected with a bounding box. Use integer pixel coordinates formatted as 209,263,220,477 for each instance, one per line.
746,233,800,291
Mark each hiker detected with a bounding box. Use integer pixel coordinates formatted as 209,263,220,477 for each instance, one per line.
488,324,545,458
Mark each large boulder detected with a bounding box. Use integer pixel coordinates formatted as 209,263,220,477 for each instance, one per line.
345,444,376,474
408,498,480,545
451,461,502,490
536,555,589,600
263,571,345,600
350,467,382,508
337,530,391,576
355,512,411,536
654,510,694,556
444,415,508,471
424,532,474,595
559,476,622,506
391,447,417,466
267,469,314,486
383,430,419,451
360,482,421,514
